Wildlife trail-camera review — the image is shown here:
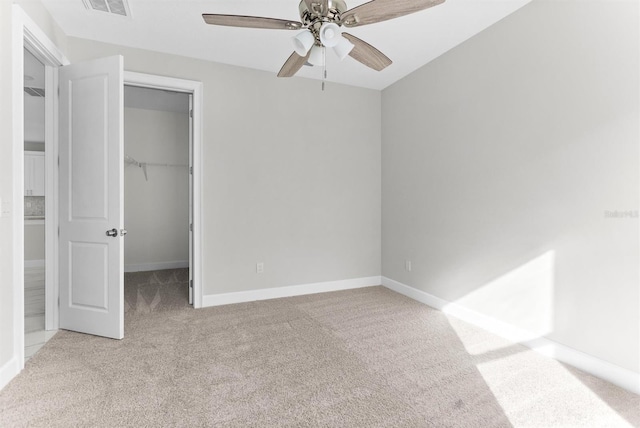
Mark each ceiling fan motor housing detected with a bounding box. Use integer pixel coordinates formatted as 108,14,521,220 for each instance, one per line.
299,0,348,43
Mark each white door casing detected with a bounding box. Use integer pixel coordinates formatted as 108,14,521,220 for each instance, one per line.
188,93,193,305
123,71,203,308
58,55,124,339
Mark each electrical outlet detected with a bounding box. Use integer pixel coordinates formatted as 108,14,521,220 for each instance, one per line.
405,260,412,272
256,262,264,274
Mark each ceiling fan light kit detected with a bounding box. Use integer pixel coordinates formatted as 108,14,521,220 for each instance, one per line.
318,22,355,60
332,36,355,60
307,45,325,66
319,22,341,47
293,30,315,56
203,0,446,78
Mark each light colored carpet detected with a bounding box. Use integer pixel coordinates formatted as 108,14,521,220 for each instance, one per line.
1,269,638,427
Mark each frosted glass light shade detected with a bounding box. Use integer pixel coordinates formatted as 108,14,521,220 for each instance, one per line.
332,36,354,60
293,31,315,56
308,45,324,66
319,23,341,48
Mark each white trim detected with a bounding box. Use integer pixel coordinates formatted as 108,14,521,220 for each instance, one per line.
44,64,60,331
0,357,20,392
191,82,203,309
124,71,199,94
188,93,194,305
21,10,69,67
123,71,203,308
382,276,640,395
124,260,189,273
24,259,45,268
202,276,382,308
11,5,26,379
382,277,535,342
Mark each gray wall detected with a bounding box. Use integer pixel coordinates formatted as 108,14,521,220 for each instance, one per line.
382,0,639,373
24,224,45,261
67,37,382,295
124,106,190,270
24,77,45,264
24,96,44,143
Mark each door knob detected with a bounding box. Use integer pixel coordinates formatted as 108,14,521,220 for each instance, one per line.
106,228,118,237
120,229,127,236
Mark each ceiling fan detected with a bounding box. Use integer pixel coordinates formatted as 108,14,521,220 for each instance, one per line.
202,0,445,78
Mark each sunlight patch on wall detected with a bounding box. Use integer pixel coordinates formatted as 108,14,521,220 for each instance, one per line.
451,250,555,341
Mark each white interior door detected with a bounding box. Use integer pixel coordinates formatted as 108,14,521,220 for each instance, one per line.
58,56,124,339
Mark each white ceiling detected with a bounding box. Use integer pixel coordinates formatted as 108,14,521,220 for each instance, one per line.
39,0,531,90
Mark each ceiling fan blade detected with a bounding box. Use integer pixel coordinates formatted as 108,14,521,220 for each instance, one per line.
277,51,311,77
202,14,303,30
342,33,392,71
341,0,445,28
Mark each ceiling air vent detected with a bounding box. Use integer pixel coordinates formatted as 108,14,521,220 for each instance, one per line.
83,0,131,17
24,87,45,97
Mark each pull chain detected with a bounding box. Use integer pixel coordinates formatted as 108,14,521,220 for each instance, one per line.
322,46,326,91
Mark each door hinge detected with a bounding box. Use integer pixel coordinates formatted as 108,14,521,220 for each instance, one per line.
57,156,60,167
189,279,193,289
189,223,193,232
189,109,193,118
189,166,193,175
57,226,60,237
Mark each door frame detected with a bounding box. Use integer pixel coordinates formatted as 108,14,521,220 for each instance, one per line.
11,5,69,371
123,71,204,308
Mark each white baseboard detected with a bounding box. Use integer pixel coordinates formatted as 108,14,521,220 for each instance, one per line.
0,357,19,392
202,276,382,308
382,276,640,395
124,260,188,273
24,259,45,268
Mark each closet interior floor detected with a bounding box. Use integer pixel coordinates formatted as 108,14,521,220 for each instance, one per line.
25,266,56,362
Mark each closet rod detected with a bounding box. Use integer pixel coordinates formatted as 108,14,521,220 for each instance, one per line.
143,162,188,168
125,155,187,181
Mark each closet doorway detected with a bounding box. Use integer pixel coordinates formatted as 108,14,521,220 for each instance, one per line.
123,85,193,309
23,47,55,361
